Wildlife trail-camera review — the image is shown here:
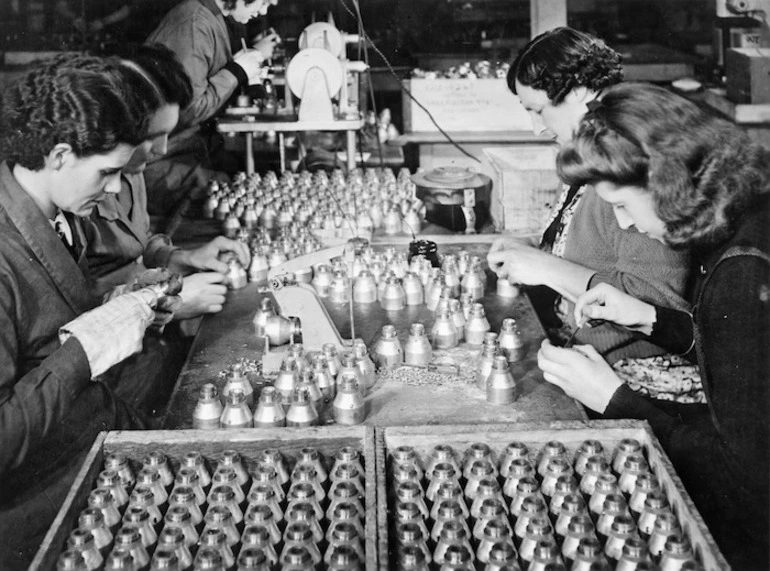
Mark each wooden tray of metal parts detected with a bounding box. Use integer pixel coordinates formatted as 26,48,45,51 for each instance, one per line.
375,420,728,570
33,426,377,570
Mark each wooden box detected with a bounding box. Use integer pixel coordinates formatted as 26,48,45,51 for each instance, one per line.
403,79,533,133
33,427,377,570
726,47,770,104
375,420,729,570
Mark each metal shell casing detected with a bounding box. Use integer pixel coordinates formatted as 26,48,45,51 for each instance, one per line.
402,272,424,306
285,388,319,427
192,383,223,430
373,324,404,370
496,277,520,298
311,265,334,297
274,359,299,405
329,271,351,304
219,389,253,429
353,341,376,392
476,343,499,391
222,213,241,240
461,262,486,300
333,377,365,425
449,299,466,341
253,297,277,338
253,387,287,428
465,303,491,345
404,323,433,367
352,271,377,304
431,308,459,350
486,356,518,405
225,259,248,290
222,368,254,408
380,277,406,311
498,318,526,363
263,315,301,347
248,251,270,284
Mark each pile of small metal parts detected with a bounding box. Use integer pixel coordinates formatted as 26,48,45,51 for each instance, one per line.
193,345,369,430
202,167,424,251
55,445,369,570
387,439,704,570
411,60,511,80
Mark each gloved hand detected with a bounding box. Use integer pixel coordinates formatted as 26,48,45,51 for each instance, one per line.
103,268,183,332
233,49,266,85
253,31,280,60
59,289,159,379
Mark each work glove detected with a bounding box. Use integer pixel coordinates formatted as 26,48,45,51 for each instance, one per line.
59,288,159,379
103,268,183,332
252,30,280,60
233,49,267,85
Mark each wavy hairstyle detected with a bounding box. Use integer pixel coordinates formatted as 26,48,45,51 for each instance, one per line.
0,54,145,170
508,27,623,104
557,82,770,249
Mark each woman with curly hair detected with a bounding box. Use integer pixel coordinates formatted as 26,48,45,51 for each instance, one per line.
488,27,695,404
0,54,170,566
539,83,769,568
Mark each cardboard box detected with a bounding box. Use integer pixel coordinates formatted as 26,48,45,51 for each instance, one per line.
726,47,770,104
481,145,562,234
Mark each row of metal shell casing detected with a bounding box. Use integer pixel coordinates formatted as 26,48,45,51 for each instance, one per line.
387,439,703,571
202,167,424,240
193,344,369,430
57,446,368,570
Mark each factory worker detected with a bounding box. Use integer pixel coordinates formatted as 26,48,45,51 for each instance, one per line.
0,54,175,567
143,0,281,215
487,28,694,403
538,83,769,569
84,44,250,317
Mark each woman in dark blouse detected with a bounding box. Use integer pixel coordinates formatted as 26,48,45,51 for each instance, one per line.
538,82,769,569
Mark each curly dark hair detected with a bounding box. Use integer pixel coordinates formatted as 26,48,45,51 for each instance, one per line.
221,0,262,10
106,43,193,110
0,54,145,170
557,83,770,250
508,27,623,104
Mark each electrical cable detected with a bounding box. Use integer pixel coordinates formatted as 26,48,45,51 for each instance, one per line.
339,0,481,164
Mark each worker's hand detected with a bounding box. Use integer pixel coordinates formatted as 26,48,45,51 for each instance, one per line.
252,31,280,60
185,236,251,274
537,339,622,413
233,49,266,85
175,272,229,319
59,289,159,378
487,235,538,257
486,242,557,287
574,283,657,334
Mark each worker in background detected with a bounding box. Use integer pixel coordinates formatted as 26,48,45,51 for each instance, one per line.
0,54,177,567
143,0,281,216
54,0,133,35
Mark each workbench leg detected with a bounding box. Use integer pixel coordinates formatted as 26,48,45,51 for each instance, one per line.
279,132,286,172
245,133,254,175
347,130,356,172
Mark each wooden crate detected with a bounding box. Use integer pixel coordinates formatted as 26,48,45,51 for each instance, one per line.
33,426,377,570
375,420,729,570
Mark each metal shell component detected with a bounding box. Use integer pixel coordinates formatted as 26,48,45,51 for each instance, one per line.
241,205,258,230
311,264,334,297
496,277,520,298
222,367,254,408
476,343,499,391
253,387,287,428
273,359,299,405
424,271,444,311
352,271,377,304
222,213,241,240
286,388,319,427
383,207,403,235
219,389,253,429
402,272,424,306
323,344,342,378
297,372,324,414
312,356,337,402
66,529,103,571
461,260,486,300
373,324,404,370
224,259,248,290
353,340,376,391
465,303,491,345
333,376,366,425
404,323,433,367
449,299,466,341
498,318,526,363
249,250,270,284
253,297,277,338
431,308,459,350
192,383,223,430
441,254,462,297
202,195,218,220
214,198,230,221
486,356,518,405
263,315,301,347
329,271,351,304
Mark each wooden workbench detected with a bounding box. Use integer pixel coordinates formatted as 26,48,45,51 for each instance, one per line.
161,239,586,429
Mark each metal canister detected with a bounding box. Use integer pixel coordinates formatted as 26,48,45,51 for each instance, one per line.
263,315,301,346
253,387,286,428
333,376,365,425
285,388,319,427
352,270,377,304
402,272,424,306
498,318,526,363
222,367,254,408
461,260,486,300
404,323,432,367
193,383,223,430
431,307,459,349
486,356,518,405
465,303,491,344
380,276,406,311
373,324,404,370
219,389,253,429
